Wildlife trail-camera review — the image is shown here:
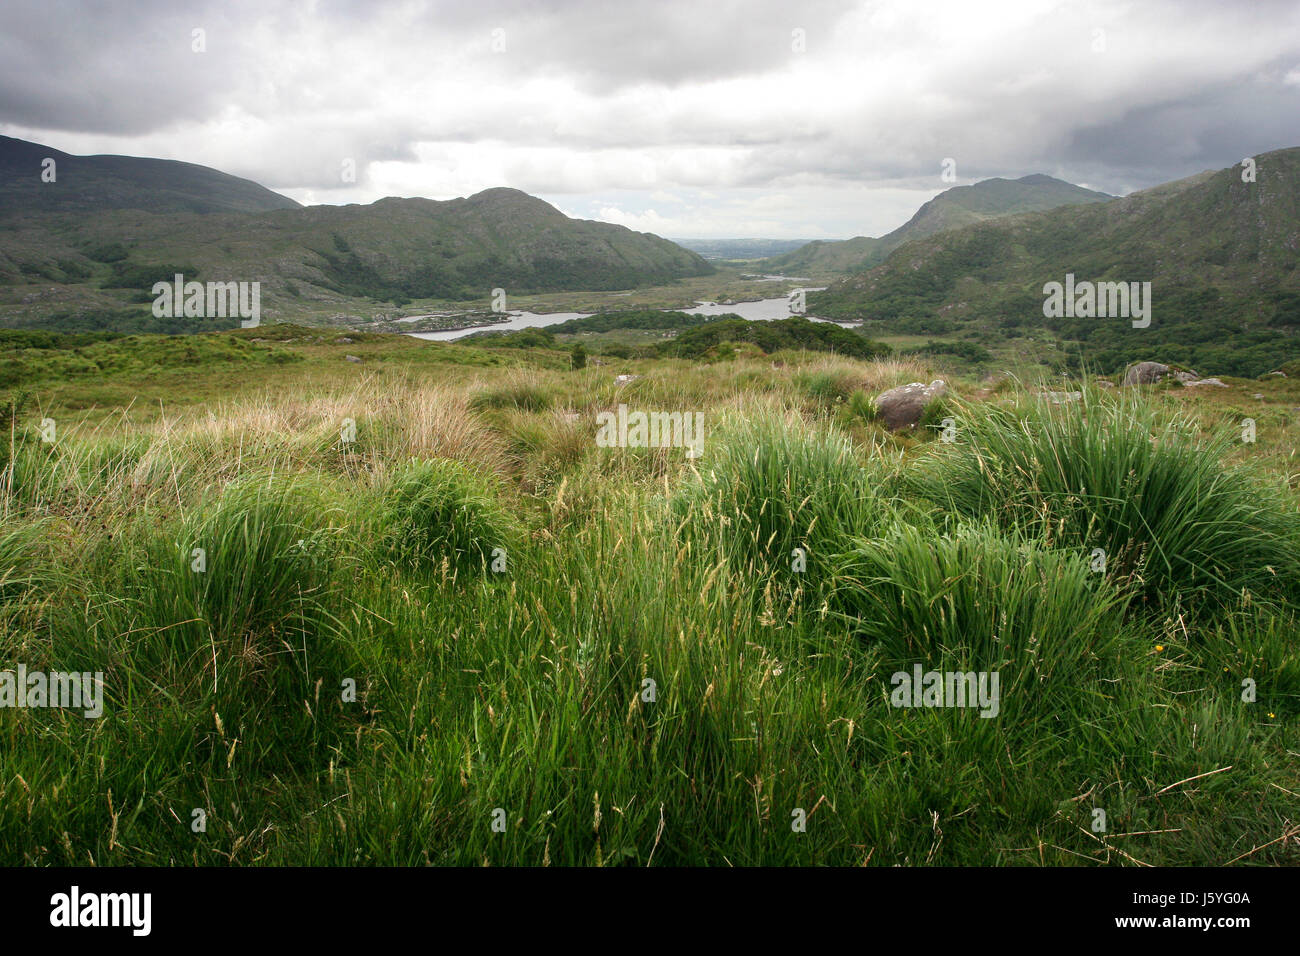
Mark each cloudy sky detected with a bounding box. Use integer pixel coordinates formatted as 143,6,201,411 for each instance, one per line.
2,0,1298,238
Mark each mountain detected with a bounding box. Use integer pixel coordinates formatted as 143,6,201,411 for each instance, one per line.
292,188,714,300
761,175,1113,276
670,238,813,260
0,135,301,216
0,140,714,328
808,148,1300,377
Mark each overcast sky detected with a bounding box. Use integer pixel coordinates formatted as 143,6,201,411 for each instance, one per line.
3,0,1298,238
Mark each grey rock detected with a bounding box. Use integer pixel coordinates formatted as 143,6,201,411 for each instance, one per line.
345,355,361,363
1184,378,1229,388
1123,361,1169,386
874,379,948,431
1122,361,1198,386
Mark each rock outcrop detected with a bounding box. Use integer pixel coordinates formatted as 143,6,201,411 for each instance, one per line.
874,379,948,430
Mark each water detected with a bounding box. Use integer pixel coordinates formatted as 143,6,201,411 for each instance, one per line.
406,310,593,342
406,283,832,342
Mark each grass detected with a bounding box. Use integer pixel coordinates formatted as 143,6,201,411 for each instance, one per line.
376,457,518,574
0,330,1296,866
161,472,346,643
673,404,892,582
831,519,1132,683
901,389,1300,617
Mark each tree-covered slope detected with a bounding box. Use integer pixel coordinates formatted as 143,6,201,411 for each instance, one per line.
808,148,1300,376
0,167,715,324
762,174,1113,277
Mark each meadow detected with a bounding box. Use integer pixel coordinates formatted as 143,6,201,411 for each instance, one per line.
1,330,1298,865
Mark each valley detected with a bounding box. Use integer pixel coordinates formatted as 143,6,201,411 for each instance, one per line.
2,109,1299,873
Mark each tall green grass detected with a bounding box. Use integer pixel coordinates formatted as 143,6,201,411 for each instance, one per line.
829,520,1133,714
903,391,1300,616
162,473,346,644
1,364,1296,866
673,406,894,582
375,457,518,574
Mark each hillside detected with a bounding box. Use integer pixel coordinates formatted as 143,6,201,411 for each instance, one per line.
2,322,1298,867
0,142,715,329
0,135,301,216
762,174,1113,277
671,237,812,260
808,147,1300,377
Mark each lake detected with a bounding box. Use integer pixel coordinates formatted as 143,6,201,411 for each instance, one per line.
406,285,836,342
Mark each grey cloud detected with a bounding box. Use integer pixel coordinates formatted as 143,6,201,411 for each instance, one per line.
0,0,1296,233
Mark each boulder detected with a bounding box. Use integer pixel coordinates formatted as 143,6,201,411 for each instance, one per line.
1184,378,1229,388
1122,362,1203,386
1122,361,1170,386
345,355,361,363
873,379,948,431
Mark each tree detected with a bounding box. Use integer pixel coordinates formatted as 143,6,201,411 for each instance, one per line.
570,343,587,370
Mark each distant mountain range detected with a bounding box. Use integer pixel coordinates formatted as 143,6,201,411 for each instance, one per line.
808,148,1300,376
670,238,813,260
0,136,713,327
760,174,1113,277
4,132,1297,376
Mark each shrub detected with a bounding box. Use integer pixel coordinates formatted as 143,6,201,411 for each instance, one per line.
844,390,878,424
830,520,1131,702
917,394,951,434
902,391,1300,615
832,519,1128,662
377,458,517,574
166,474,344,643
468,380,552,412
101,261,199,290
0,520,57,610
84,242,129,263
796,370,856,410
673,407,889,581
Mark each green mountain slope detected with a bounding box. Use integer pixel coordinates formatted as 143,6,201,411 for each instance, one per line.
808,148,1300,376
0,143,714,327
762,174,1113,277
0,135,302,216
297,188,713,299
